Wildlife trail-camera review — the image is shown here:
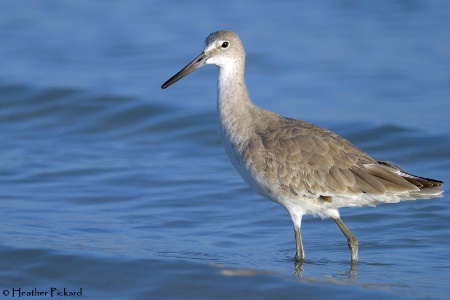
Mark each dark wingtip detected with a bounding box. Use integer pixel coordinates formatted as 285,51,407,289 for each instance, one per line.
403,176,443,189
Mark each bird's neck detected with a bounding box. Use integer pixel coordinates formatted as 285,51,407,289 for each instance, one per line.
217,65,255,149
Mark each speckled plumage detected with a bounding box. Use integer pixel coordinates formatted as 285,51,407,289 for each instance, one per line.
162,30,443,263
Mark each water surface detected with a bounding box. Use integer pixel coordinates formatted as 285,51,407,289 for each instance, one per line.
1,1,449,299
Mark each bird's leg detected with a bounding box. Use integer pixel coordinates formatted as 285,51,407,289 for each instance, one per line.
334,218,358,262
294,225,305,261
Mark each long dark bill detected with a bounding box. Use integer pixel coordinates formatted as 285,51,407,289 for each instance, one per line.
161,52,207,89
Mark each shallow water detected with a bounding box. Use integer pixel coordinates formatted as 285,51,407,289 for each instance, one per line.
1,1,449,299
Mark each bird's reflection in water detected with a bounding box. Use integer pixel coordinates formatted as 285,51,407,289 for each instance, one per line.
293,260,358,278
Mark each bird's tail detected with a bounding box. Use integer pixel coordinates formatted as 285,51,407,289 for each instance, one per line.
378,161,443,198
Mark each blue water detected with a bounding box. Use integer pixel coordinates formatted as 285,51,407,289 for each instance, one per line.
1,1,449,299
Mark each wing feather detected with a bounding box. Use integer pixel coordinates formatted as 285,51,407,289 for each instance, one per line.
244,116,439,199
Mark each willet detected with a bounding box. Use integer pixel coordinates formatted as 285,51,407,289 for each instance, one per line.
161,30,443,263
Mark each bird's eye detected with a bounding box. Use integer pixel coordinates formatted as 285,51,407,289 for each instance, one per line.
221,41,229,48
